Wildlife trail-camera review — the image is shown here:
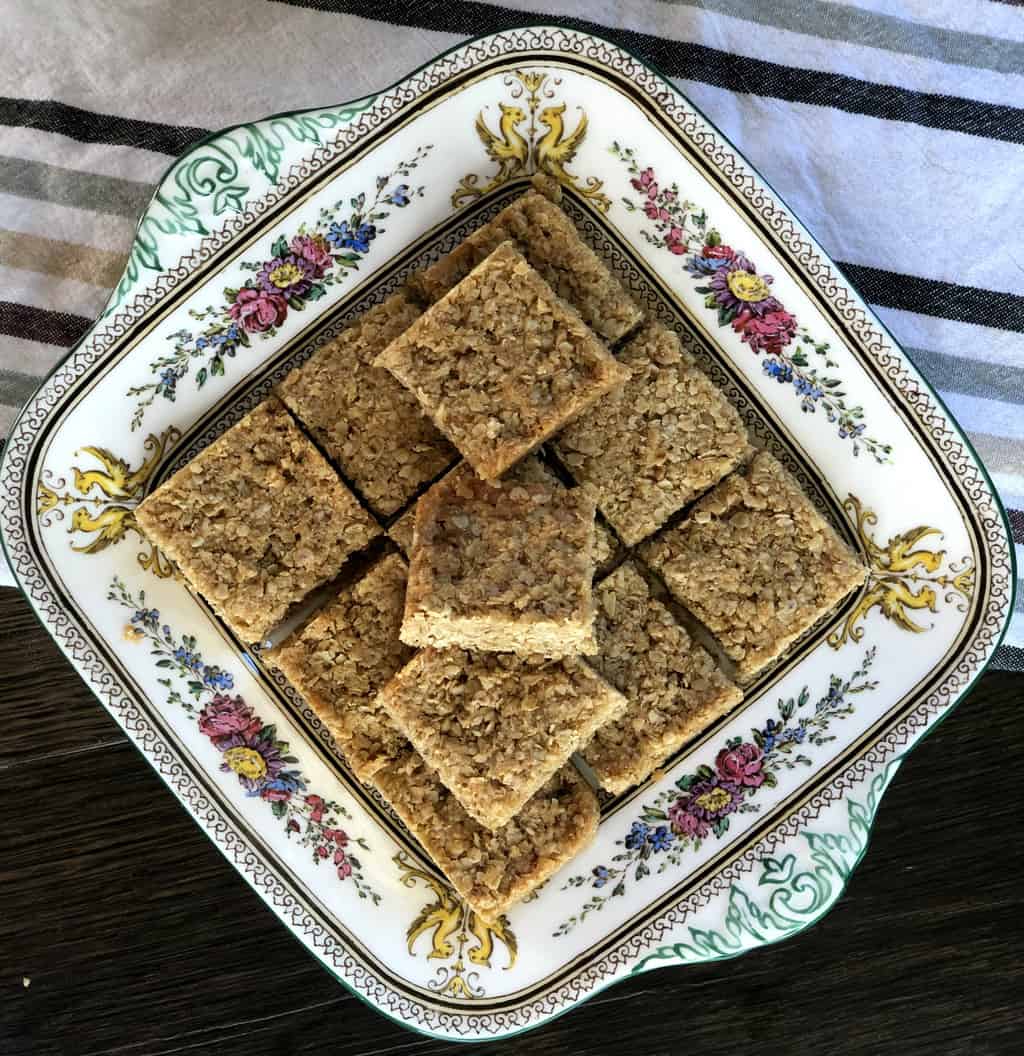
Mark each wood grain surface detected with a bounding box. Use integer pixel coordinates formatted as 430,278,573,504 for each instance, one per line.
1,586,1020,1056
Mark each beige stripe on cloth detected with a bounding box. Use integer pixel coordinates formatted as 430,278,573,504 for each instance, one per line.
0,230,125,288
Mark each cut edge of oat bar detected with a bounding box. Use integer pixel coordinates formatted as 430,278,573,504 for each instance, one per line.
375,648,627,830
400,470,598,658
400,610,598,658
372,749,599,922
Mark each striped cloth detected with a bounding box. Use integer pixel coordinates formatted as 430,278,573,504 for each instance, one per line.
1,0,1021,668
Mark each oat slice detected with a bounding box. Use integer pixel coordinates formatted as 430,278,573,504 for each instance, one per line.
641,450,867,682
583,561,742,792
266,553,411,781
553,321,750,545
373,751,599,922
375,647,626,830
376,241,628,483
135,398,379,642
410,189,641,341
401,469,597,656
276,293,456,517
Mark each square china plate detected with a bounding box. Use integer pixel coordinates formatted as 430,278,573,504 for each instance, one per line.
1,26,1013,1042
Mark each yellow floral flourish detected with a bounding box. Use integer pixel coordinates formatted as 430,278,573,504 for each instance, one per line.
829,495,975,648
395,851,517,999
222,747,269,781
454,69,610,210
36,427,181,577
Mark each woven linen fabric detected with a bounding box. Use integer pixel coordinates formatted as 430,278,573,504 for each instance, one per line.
0,0,1021,668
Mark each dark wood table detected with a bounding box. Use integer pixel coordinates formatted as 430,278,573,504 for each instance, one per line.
1,586,1020,1056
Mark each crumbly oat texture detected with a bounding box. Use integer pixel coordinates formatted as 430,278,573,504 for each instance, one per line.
529,171,564,203
266,554,411,782
410,190,641,342
135,399,379,641
401,469,598,656
387,458,617,573
640,450,867,682
553,322,750,546
373,751,599,921
583,562,742,792
376,241,629,483
593,518,618,571
276,293,456,516
376,647,626,830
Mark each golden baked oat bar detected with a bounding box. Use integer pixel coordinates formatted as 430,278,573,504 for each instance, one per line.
387,458,617,576
401,470,597,656
266,553,412,782
409,189,642,342
135,398,379,642
373,751,599,922
276,293,457,517
583,562,742,793
553,321,750,546
640,450,867,682
375,241,629,483
376,647,626,830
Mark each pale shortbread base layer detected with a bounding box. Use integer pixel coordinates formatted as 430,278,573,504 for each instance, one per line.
554,321,751,546
583,562,743,793
375,647,627,830
373,751,599,922
276,293,456,517
409,188,642,343
400,611,597,658
135,398,379,642
387,457,618,572
641,450,868,682
376,241,629,483
402,469,597,658
266,553,412,782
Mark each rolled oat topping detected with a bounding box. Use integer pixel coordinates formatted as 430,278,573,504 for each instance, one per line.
376,241,629,483
373,751,599,922
375,647,626,830
641,450,867,681
409,190,642,342
135,398,379,641
387,458,617,572
266,553,412,782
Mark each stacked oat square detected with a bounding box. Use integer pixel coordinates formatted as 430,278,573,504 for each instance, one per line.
136,183,866,921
